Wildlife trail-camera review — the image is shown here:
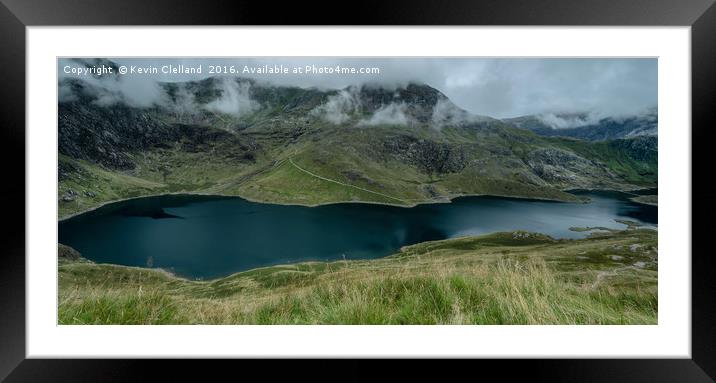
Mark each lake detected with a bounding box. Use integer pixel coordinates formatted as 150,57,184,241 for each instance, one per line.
58,190,657,280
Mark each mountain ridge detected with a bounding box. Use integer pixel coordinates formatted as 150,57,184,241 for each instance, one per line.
58,74,657,218
504,110,657,141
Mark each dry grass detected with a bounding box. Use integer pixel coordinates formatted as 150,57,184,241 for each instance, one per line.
59,229,658,325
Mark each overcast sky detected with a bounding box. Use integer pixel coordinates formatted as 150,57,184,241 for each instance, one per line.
59,57,657,119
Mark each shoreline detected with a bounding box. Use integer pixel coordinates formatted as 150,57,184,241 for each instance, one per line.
58,185,656,221
59,224,659,284
58,190,570,221
629,195,658,207
58,227,658,325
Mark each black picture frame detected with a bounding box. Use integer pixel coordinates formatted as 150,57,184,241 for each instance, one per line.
1,0,714,381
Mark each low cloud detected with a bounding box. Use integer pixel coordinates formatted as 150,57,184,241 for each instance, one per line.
309,89,360,124
160,83,198,120
58,82,78,103
59,57,658,120
358,103,411,126
536,113,604,129
59,59,164,108
204,78,258,117
431,98,488,128
59,59,260,118
535,107,657,129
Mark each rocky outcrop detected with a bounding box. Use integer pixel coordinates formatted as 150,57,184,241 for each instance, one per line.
59,100,180,169
608,136,657,162
356,83,447,123
59,100,259,169
57,71,657,202
58,243,82,261
61,189,78,202
382,135,467,174
525,148,619,188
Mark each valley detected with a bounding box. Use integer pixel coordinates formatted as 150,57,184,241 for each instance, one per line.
58,77,657,218
56,58,659,326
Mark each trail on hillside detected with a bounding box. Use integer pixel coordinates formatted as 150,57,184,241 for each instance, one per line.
288,158,409,204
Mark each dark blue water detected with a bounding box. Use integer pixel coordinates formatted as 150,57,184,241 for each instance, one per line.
58,191,657,280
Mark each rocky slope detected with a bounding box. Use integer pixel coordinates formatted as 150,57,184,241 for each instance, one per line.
58,73,658,217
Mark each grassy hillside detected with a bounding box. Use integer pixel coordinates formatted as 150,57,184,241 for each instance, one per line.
58,79,657,219
59,123,656,218
59,228,657,325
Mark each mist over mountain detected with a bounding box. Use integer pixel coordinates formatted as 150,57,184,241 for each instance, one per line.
57,64,657,218
55,58,661,330
60,73,490,123
59,57,658,119
505,109,658,141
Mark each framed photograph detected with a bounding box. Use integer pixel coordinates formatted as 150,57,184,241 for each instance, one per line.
2,0,715,381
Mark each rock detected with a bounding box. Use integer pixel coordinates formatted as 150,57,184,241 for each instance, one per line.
62,189,77,202
59,89,260,170
421,184,440,198
525,147,620,188
355,83,446,123
608,136,657,162
58,244,81,260
382,135,467,174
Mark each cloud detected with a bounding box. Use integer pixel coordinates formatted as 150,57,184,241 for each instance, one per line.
204,78,258,117
310,88,413,127
536,106,658,129
431,98,490,128
358,103,411,126
58,82,78,103
159,83,198,120
536,113,604,129
59,59,258,118
309,88,360,124
59,59,163,108
59,57,657,119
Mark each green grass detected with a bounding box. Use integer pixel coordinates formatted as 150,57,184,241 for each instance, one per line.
58,229,657,325
234,157,405,206
58,123,656,218
59,155,166,218
60,290,180,325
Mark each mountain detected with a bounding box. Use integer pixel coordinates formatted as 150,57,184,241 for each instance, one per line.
58,75,657,218
504,110,657,141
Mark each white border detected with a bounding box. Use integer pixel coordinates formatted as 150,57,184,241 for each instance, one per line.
27,27,691,358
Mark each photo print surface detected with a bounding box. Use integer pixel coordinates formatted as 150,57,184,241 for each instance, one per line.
57,57,658,325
